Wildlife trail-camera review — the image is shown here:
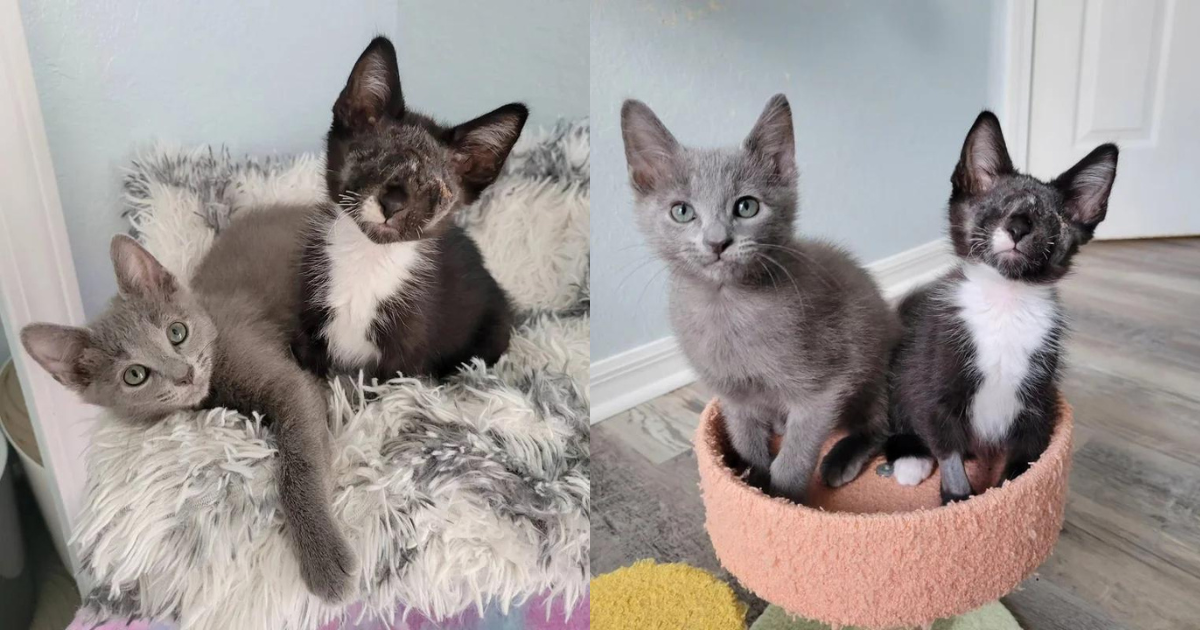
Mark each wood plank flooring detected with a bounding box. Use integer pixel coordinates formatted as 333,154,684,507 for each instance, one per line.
591,238,1200,629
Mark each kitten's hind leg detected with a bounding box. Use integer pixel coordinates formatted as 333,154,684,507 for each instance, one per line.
1001,400,1055,485
771,389,844,503
476,302,513,367
820,380,888,488
722,401,774,491
820,433,882,488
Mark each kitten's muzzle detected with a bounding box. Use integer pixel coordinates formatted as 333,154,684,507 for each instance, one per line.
704,237,733,257
1006,212,1032,244
175,366,195,386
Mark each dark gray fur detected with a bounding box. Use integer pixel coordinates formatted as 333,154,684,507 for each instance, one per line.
22,209,358,603
620,95,898,503
294,36,523,381
888,111,1118,504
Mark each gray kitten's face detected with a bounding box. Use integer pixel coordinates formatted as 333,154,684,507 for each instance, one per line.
621,95,799,285
21,236,214,424
324,37,527,245
949,112,1118,283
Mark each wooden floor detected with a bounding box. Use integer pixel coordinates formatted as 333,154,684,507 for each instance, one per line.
591,238,1200,630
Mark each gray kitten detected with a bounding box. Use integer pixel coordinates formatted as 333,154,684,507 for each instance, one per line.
621,95,898,503
21,207,358,602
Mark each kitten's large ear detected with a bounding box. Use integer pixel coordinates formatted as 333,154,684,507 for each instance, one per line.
21,324,93,392
744,94,796,180
333,36,405,130
445,103,528,199
952,111,1014,195
110,235,177,298
1054,143,1118,231
621,99,681,195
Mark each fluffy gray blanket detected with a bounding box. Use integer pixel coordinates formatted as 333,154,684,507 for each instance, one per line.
72,122,590,630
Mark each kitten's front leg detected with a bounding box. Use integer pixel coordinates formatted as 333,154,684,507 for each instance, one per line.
722,401,774,490
938,452,973,504
270,370,359,602
770,389,844,503
1001,397,1056,484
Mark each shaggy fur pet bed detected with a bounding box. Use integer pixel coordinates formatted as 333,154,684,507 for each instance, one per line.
696,398,1072,630
69,121,590,630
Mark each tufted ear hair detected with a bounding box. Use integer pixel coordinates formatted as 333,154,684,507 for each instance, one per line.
110,235,178,298
744,94,797,181
333,36,405,130
1054,143,1118,236
952,111,1014,196
621,99,682,196
445,103,529,201
21,323,94,392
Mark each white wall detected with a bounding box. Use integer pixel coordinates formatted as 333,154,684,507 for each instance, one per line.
18,0,588,319
590,0,1000,362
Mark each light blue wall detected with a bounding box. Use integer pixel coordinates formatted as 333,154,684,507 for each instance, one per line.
591,0,999,363
19,0,588,319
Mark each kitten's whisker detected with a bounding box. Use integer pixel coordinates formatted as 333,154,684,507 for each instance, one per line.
613,257,663,293
634,265,670,310
752,244,837,291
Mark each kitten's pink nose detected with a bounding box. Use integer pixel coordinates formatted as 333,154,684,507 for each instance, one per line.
705,238,733,256
176,366,194,386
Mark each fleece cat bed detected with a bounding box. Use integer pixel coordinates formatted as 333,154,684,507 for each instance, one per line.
69,121,589,630
590,560,747,630
695,398,1072,630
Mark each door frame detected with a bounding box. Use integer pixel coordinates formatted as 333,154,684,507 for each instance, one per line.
0,0,92,574
995,0,1037,171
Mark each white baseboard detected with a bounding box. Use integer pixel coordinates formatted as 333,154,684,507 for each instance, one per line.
590,336,696,424
589,238,955,424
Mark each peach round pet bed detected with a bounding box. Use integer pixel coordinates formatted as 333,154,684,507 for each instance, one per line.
695,398,1074,629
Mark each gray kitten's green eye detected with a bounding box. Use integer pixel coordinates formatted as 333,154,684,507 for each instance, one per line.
168,322,188,345
123,365,149,386
670,203,695,223
735,197,760,218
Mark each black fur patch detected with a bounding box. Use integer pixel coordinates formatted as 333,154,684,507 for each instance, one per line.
294,37,522,381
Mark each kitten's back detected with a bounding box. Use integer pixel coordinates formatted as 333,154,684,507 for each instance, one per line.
191,205,316,334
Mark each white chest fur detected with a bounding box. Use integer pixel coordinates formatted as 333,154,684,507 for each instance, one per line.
954,264,1058,444
320,213,427,368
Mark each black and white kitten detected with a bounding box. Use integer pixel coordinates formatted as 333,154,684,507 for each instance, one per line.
294,37,523,381
887,111,1118,504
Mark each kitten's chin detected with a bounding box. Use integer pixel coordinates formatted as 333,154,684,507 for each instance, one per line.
690,258,750,286
358,221,407,244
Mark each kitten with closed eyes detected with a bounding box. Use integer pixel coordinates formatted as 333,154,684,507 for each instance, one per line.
22,210,358,603
886,112,1118,504
293,36,521,382
621,95,899,503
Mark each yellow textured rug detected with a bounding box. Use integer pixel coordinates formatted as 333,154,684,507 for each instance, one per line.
591,559,747,630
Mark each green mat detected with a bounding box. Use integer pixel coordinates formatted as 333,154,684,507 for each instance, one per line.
749,601,1021,630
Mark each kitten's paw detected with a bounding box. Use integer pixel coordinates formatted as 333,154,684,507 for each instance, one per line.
820,434,878,488
939,489,973,506
299,531,359,603
766,480,807,505
820,457,865,489
892,456,934,486
743,467,771,491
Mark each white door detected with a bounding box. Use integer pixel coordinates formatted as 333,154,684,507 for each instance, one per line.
1028,0,1200,240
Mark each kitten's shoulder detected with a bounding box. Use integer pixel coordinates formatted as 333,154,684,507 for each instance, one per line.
795,237,881,293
